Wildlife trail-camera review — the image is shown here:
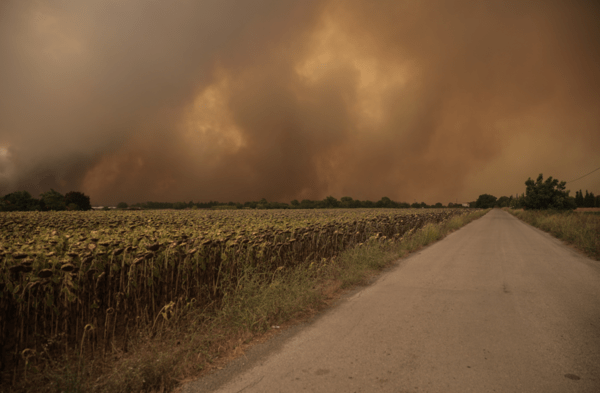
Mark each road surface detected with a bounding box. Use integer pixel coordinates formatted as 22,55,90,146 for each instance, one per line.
182,209,600,392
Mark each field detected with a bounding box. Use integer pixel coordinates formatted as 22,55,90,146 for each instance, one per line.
0,208,474,390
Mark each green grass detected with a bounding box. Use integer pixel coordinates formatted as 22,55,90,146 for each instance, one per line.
508,209,600,260
12,209,489,393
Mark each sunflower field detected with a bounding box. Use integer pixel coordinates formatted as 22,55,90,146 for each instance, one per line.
0,208,471,384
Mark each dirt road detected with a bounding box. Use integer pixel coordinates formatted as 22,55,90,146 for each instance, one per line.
183,209,600,392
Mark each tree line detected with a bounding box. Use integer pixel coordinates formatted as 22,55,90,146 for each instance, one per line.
574,190,600,208
0,190,91,212
126,196,458,211
474,174,600,210
2,174,596,212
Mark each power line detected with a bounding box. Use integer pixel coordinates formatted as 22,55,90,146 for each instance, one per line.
566,164,600,184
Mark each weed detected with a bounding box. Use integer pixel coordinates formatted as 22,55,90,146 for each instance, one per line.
508,209,600,260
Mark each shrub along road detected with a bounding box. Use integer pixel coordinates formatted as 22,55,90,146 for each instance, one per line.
182,209,600,392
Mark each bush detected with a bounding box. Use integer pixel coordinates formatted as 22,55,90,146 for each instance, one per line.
66,203,80,211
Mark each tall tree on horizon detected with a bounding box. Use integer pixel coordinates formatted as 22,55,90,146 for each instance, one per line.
523,174,576,210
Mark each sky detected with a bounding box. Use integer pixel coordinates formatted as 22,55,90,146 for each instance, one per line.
0,0,599,206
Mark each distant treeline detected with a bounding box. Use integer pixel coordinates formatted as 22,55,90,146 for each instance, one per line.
128,196,466,210
5,185,596,213
507,189,600,209
574,190,600,208
0,189,92,212
488,190,600,209
0,190,471,212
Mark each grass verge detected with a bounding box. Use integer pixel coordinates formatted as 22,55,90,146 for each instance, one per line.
11,209,489,393
507,208,600,260
334,210,488,289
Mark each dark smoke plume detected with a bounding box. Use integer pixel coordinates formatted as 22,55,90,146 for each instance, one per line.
1,0,599,205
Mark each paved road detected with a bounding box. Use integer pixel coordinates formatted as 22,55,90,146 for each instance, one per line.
183,209,600,392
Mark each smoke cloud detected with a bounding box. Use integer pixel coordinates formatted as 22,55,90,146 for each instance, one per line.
1,0,599,205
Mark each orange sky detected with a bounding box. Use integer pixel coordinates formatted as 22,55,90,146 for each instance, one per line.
0,0,599,205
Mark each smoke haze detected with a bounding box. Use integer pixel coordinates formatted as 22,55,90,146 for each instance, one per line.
1,0,599,205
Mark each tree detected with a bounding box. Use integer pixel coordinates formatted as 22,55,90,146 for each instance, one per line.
361,200,374,208
64,191,92,211
0,191,42,211
510,193,525,208
340,196,354,208
584,191,596,208
475,194,497,209
523,174,576,210
299,199,315,209
40,189,66,211
117,202,128,209
375,197,390,208
244,201,258,209
434,202,443,208
290,199,300,207
575,190,584,207
323,196,339,208
496,196,511,208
